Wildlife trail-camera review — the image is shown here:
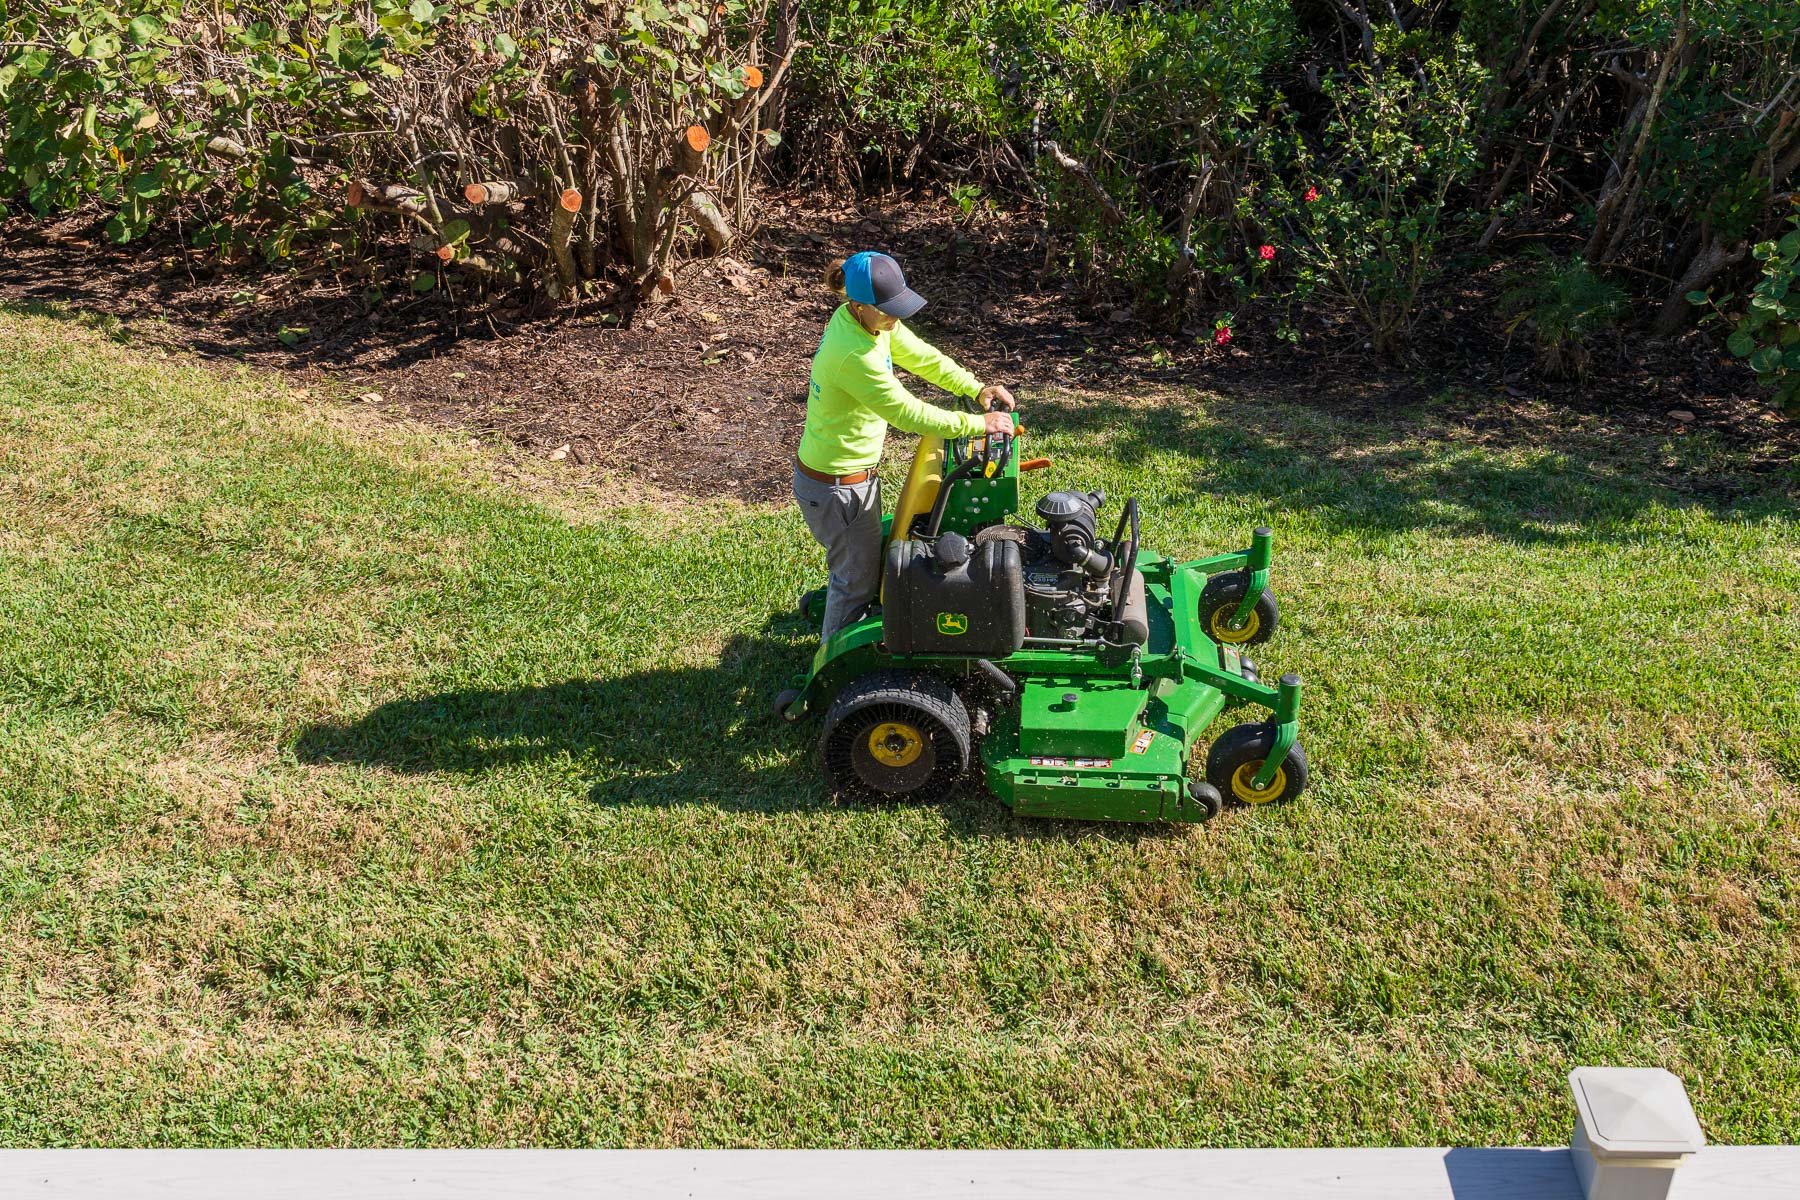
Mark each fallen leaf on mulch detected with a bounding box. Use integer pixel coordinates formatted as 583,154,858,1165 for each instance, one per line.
548,444,570,461
1669,409,1696,422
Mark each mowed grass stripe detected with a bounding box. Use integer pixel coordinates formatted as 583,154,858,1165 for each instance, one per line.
0,308,1795,1146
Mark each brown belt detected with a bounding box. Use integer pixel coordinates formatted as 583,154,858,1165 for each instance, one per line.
795,458,873,486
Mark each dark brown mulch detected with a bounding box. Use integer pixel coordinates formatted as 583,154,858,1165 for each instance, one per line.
1,194,1791,502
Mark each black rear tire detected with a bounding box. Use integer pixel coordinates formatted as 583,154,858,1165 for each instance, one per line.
1200,571,1279,648
1205,722,1308,805
821,671,971,803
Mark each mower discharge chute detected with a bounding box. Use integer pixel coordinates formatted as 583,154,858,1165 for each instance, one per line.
776,420,1307,823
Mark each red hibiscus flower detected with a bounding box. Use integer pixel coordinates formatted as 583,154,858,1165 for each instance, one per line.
1303,186,1320,202
1259,244,1276,261
1213,326,1233,346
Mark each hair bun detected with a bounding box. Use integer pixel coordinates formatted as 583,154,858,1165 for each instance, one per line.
825,260,847,295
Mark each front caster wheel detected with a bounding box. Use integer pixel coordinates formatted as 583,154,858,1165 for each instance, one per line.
1200,571,1279,647
1187,780,1224,822
1205,722,1309,805
798,587,827,624
772,687,802,723
820,671,970,803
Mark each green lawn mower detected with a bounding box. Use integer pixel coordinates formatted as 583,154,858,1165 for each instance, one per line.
775,422,1308,823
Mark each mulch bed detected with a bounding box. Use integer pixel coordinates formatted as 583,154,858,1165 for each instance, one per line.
1,194,1792,502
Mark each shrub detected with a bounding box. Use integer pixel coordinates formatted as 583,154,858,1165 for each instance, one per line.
999,0,1295,308
0,1,794,299
1501,252,1629,380
782,0,1004,188
1694,215,1800,414
1258,36,1487,354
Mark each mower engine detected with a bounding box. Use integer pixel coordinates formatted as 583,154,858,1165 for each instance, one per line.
1021,489,1112,639
978,489,1147,645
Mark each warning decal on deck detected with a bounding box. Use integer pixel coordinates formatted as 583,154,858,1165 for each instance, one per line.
1130,730,1156,754
1029,756,1114,769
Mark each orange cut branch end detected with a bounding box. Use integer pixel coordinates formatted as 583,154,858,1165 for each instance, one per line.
346,181,365,207
743,65,764,89
685,125,711,153
559,188,582,213
435,245,455,263
463,183,488,205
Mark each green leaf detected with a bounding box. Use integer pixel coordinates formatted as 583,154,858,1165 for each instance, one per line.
440,218,471,245
86,33,120,61
1726,330,1755,357
127,15,164,44
411,272,436,294
1748,346,1781,374
493,32,517,58
104,215,131,243
1683,290,1708,305
349,80,370,96
409,0,435,23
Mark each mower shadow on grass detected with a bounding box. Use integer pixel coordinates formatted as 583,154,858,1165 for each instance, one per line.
293,624,821,814
291,619,1174,842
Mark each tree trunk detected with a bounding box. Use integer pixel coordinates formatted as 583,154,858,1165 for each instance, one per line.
1653,234,1746,335
548,187,582,297
1585,3,1688,263
1043,140,1126,225
765,0,800,134
688,187,733,255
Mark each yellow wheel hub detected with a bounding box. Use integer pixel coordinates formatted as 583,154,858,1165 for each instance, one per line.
867,721,925,769
1209,605,1261,645
1231,760,1287,804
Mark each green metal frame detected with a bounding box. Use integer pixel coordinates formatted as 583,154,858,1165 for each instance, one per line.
782,431,1304,819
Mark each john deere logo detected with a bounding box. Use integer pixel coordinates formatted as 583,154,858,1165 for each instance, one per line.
935,612,969,636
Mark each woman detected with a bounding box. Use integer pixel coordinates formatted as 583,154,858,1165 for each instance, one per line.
794,250,1016,638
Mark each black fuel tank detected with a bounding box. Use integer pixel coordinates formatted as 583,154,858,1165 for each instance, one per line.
882,534,1026,656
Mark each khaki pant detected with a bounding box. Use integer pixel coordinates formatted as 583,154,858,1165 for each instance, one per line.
792,466,883,639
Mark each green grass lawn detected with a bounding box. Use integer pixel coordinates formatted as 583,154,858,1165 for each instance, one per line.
1,307,1796,1147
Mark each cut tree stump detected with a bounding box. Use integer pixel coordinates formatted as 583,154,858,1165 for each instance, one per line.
463,181,528,206
548,187,583,296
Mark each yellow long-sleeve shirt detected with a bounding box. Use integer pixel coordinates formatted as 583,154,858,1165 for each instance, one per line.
797,304,986,475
